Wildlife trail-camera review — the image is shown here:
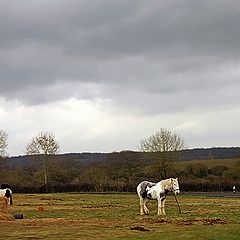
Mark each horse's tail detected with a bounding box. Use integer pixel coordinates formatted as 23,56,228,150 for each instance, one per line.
5,189,13,205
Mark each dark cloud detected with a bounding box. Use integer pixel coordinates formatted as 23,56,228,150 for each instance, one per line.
1,0,240,113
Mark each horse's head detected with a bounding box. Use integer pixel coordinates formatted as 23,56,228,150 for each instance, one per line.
171,178,180,195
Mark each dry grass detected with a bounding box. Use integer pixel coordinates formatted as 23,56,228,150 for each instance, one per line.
0,196,14,221
0,196,8,212
0,213,14,221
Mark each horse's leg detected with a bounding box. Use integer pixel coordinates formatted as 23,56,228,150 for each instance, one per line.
5,197,8,210
139,197,145,215
157,198,162,215
143,199,149,215
158,197,166,215
162,198,167,215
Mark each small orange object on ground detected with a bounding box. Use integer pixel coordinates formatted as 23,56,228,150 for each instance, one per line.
37,207,44,211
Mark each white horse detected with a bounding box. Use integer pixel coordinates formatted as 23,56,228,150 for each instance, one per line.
0,188,13,206
137,178,180,215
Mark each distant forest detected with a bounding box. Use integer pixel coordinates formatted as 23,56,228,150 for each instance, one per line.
1,147,240,193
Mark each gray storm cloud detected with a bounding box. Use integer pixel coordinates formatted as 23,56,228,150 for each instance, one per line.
1,0,240,112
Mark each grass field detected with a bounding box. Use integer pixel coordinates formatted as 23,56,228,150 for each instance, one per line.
1,192,240,240
176,158,240,169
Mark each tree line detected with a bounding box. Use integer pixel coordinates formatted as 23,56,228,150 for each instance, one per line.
0,129,239,193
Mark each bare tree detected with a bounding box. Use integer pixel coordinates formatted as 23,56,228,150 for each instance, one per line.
140,128,186,179
0,130,8,157
26,132,60,191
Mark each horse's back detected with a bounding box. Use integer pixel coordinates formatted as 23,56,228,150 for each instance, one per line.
137,181,156,197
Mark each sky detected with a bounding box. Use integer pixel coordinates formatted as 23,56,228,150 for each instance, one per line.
1,0,240,156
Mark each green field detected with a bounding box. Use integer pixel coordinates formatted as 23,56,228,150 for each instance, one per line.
176,158,239,169
1,193,240,239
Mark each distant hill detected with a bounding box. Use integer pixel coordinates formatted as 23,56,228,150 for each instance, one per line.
180,147,240,161
2,147,240,169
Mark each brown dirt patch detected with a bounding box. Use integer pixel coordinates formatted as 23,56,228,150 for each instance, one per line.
13,204,126,211
80,204,126,209
179,218,227,226
40,197,63,201
10,218,122,226
203,218,227,225
129,226,150,232
146,218,172,224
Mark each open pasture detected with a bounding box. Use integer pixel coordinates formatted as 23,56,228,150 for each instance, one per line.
1,193,240,239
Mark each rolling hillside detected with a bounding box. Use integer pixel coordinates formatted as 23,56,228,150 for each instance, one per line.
2,147,240,169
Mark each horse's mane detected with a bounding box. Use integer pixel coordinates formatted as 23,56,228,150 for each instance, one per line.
160,178,172,184
159,178,175,191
